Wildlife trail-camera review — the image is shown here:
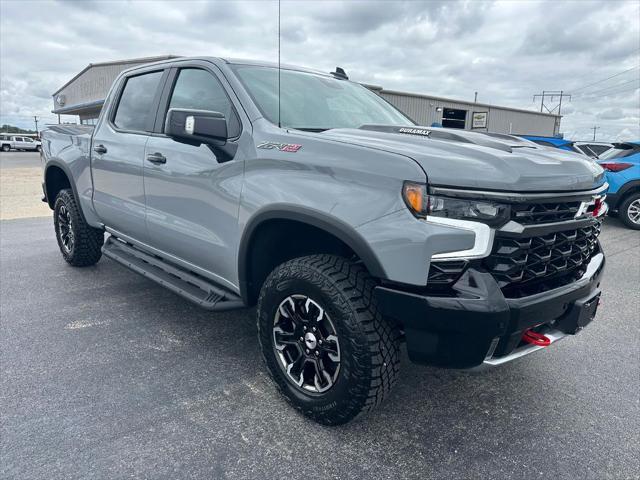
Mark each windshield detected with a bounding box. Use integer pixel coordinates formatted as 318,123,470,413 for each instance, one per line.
233,65,413,130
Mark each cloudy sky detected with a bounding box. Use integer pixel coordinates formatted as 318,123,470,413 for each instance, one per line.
1,0,638,141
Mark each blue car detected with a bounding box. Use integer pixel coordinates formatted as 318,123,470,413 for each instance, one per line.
520,135,577,152
598,142,640,229
520,135,614,158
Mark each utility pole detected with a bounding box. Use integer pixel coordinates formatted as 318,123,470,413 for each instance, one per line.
474,91,478,103
591,126,600,141
33,116,39,134
533,90,571,135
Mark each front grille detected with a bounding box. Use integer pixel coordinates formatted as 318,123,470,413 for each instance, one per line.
483,221,601,298
511,201,581,225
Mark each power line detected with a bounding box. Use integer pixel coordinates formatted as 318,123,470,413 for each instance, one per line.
569,65,639,93
572,84,640,101
566,47,640,85
573,79,640,98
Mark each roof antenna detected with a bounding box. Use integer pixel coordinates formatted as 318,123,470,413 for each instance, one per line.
277,0,281,128
331,67,349,80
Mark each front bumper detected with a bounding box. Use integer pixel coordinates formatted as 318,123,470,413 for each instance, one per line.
375,250,605,369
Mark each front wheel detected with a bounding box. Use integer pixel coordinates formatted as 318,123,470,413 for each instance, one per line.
257,254,401,425
1,144,10,152
619,192,640,230
54,189,104,266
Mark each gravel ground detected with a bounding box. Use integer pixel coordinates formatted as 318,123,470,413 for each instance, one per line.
1,208,639,479
0,152,49,220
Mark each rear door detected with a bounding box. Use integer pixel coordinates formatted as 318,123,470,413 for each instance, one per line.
91,68,168,241
142,64,247,288
13,137,25,149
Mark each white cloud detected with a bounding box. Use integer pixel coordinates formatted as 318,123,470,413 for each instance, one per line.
0,0,638,140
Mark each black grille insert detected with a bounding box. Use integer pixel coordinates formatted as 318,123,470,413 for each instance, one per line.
484,221,601,297
511,201,581,225
427,260,468,288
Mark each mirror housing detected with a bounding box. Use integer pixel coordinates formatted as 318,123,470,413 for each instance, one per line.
165,108,228,145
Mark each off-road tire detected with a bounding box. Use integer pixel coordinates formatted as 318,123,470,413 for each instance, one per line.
257,254,401,425
619,192,640,230
53,189,104,266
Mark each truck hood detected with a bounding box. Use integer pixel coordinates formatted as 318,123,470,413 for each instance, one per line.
319,126,605,192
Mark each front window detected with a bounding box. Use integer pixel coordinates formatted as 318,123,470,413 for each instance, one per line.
233,65,412,130
167,68,241,137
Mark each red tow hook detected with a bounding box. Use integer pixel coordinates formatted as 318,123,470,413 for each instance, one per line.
522,329,551,347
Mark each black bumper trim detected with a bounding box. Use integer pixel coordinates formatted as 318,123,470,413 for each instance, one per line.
375,252,605,369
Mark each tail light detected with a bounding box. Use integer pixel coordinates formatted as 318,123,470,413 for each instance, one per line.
599,162,633,172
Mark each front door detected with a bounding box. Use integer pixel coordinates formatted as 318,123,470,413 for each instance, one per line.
91,69,167,242
143,67,246,289
21,137,36,150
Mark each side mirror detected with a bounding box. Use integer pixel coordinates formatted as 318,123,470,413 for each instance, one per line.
165,108,228,145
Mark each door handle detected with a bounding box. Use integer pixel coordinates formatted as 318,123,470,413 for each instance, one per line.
146,152,167,164
93,144,107,155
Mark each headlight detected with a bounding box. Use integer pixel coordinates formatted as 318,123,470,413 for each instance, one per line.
402,182,510,227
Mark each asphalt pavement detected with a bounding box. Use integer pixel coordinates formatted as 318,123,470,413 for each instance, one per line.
0,151,42,169
1,216,639,479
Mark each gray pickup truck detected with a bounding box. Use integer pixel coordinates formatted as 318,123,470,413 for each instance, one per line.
41,57,607,425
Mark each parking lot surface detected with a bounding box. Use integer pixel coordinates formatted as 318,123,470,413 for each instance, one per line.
0,152,49,220
1,212,639,479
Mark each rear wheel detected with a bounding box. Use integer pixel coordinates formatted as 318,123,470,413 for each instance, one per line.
1,144,10,152
257,254,401,425
54,189,104,266
619,192,640,230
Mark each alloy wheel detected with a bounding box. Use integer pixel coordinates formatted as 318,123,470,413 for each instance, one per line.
57,204,75,253
273,294,340,393
627,199,640,225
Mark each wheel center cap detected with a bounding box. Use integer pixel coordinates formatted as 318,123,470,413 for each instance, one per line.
304,332,317,350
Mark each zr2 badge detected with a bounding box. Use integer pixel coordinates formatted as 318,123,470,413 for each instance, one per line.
257,141,302,153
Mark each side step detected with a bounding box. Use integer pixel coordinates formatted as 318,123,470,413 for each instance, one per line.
102,236,244,311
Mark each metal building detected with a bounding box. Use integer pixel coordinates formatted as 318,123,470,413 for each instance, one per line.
51,57,560,136
51,56,178,125
366,85,560,136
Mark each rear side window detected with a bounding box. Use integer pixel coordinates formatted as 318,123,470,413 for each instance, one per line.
113,71,164,132
167,69,241,137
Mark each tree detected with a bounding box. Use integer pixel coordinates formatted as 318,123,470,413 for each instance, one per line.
0,124,36,134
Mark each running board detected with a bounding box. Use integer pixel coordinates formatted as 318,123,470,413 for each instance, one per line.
102,236,244,311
